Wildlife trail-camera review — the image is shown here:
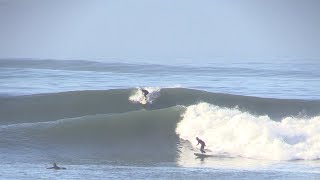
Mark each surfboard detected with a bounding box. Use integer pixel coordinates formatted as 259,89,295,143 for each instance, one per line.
194,152,232,158
194,153,215,158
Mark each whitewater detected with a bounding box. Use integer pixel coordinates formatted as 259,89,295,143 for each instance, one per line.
1,59,320,179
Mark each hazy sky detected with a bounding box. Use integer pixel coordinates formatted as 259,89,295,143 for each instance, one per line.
0,0,319,62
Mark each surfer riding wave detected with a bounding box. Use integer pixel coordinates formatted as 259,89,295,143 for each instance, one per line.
196,137,206,153
141,88,149,100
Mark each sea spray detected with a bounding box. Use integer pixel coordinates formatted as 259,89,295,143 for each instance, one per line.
176,102,320,160
129,87,161,104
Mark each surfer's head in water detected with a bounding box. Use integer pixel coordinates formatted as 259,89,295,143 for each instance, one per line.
47,163,66,170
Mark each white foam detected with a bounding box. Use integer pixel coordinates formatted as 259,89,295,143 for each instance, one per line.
129,87,161,104
176,102,320,161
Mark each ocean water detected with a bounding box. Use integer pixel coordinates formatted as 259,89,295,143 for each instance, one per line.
1,59,320,179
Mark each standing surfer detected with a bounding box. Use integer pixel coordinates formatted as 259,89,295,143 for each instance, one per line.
141,88,149,101
196,137,206,153
141,88,149,99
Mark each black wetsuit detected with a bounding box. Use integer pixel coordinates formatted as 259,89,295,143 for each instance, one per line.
141,89,149,97
197,139,206,153
47,164,66,170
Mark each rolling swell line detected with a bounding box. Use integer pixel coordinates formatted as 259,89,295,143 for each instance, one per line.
0,106,184,162
1,88,319,125
1,106,183,143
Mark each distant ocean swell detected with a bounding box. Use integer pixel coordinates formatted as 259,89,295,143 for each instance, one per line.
1,88,320,162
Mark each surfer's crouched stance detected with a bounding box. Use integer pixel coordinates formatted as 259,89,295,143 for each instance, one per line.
141,88,149,100
47,163,66,170
196,137,206,153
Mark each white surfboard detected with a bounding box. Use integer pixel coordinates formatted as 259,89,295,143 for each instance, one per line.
194,152,231,158
194,153,215,158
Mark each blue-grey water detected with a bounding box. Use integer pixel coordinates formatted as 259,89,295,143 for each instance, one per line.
0,59,319,99
0,59,320,179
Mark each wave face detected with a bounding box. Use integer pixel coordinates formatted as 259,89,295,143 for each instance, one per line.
1,88,319,124
1,88,320,163
0,107,183,163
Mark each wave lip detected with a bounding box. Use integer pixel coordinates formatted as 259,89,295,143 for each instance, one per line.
176,102,320,161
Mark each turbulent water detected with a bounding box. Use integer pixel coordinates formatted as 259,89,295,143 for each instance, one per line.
1,59,320,179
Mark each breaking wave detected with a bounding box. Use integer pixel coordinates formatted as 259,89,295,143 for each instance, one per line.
1,88,319,125
1,88,320,163
176,103,320,161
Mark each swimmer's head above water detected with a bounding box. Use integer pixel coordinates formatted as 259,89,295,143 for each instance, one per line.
47,163,66,170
